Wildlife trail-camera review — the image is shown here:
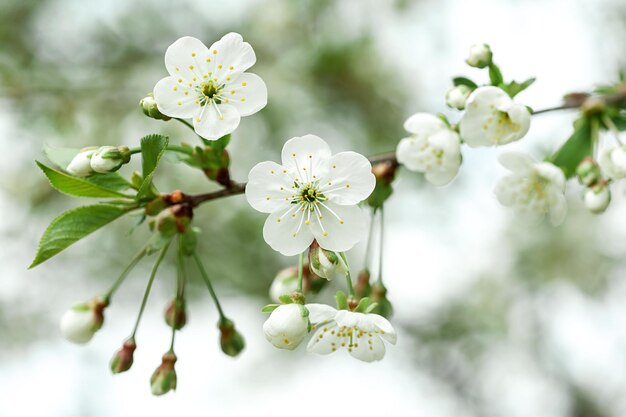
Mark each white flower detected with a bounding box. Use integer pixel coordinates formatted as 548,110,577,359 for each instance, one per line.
583,185,610,214
263,304,309,350
308,241,348,281
269,267,299,303
246,135,376,256
445,85,472,110
66,147,97,177
494,152,567,226
153,33,267,140
460,86,531,147
60,301,105,344
466,43,492,68
598,145,626,179
395,113,462,186
90,146,129,173
306,304,397,362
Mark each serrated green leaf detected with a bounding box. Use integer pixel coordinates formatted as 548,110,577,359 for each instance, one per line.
37,161,132,198
30,204,130,268
452,76,478,89
550,118,593,178
137,134,169,198
488,63,504,86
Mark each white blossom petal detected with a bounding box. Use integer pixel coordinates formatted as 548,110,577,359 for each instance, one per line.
319,151,375,205
153,76,199,119
224,73,268,117
164,36,212,82
262,207,315,256
370,314,397,344
307,324,340,355
309,202,367,253
192,103,241,140
306,303,338,324
246,161,293,213
281,135,331,181
349,333,386,362
498,151,535,173
403,113,447,136
207,32,256,85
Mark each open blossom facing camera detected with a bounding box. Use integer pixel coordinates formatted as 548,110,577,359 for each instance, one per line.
494,152,567,226
396,113,462,186
306,304,397,362
246,135,376,256
153,33,268,140
460,86,531,147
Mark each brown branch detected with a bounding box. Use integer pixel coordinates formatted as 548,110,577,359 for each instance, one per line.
184,89,626,207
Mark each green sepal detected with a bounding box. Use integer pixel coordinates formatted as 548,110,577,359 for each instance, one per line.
180,227,199,256
452,76,478,90
549,117,594,178
278,294,293,304
367,181,393,209
364,302,379,314
354,297,371,313
30,204,130,268
261,304,279,313
335,291,348,310
298,304,309,318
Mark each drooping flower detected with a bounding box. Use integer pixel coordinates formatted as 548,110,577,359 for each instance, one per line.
598,145,626,179
494,152,567,226
445,85,472,110
395,113,462,186
263,304,309,350
153,33,268,140
306,304,397,362
66,147,97,177
460,86,531,147
308,240,348,281
60,297,108,344
465,43,493,68
246,135,376,256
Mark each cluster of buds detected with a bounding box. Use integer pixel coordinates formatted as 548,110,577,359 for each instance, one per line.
66,146,131,177
60,296,108,344
577,157,611,214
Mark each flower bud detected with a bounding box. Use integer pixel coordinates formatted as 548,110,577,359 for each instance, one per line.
154,204,193,236
269,266,299,303
445,85,472,110
90,146,131,174
60,296,108,344
576,157,602,187
164,298,187,330
66,147,97,177
354,269,372,299
599,145,626,179
308,240,348,281
466,44,493,68
150,352,177,396
218,319,245,357
370,282,394,319
263,304,308,350
140,95,171,121
584,182,611,214
110,339,136,374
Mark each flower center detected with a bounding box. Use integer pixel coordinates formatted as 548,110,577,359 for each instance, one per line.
198,82,223,105
293,183,327,206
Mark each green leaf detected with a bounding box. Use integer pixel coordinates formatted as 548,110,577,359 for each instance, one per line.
488,63,504,86
335,291,348,310
30,204,130,268
44,145,83,169
452,76,478,89
36,161,132,199
550,118,593,178
261,304,279,313
137,134,169,198
504,77,536,97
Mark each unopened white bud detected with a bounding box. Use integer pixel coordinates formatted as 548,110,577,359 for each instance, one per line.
308,241,348,281
90,146,131,173
599,145,626,179
584,184,611,214
269,267,299,303
445,85,472,110
60,298,107,344
262,304,308,350
466,44,493,68
66,147,97,177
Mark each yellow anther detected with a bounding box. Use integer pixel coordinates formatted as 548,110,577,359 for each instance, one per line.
277,219,281,223
206,58,211,62
340,220,344,224
173,86,178,91
177,101,182,106
266,197,270,201
323,232,328,236
229,65,234,70
242,82,247,86
191,52,196,57
218,64,223,69
332,165,337,168
188,65,194,70
213,50,218,54
231,90,235,94
175,66,180,71
184,91,189,95
241,98,245,102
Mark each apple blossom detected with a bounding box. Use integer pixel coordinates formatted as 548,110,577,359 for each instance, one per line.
460,86,531,147
153,33,267,140
494,152,567,226
246,134,375,256
306,304,397,362
395,113,462,186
